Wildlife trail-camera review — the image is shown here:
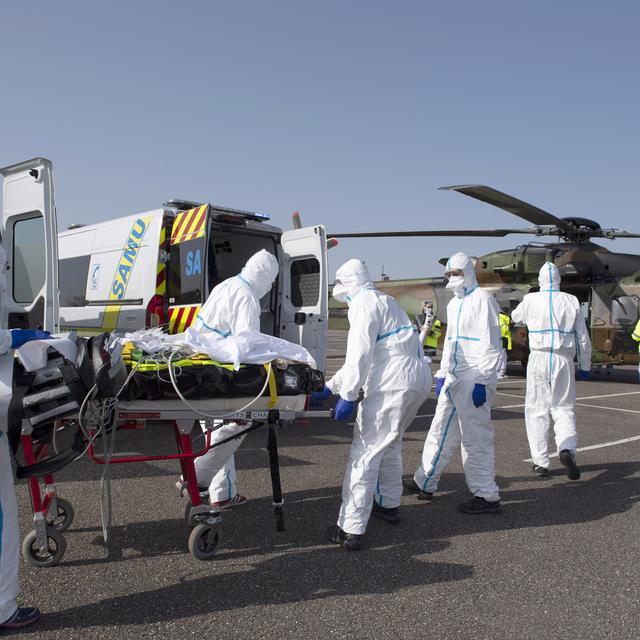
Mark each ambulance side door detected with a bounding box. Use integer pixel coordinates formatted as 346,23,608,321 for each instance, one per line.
167,205,209,333
0,158,59,331
280,225,328,371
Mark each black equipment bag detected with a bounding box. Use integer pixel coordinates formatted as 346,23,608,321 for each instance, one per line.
120,362,324,401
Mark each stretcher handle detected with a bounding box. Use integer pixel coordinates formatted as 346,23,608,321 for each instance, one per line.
267,419,285,532
298,409,334,419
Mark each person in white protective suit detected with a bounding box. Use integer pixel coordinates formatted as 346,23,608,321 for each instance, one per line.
0,243,48,630
403,252,503,514
312,259,431,550
511,262,592,479
189,249,279,509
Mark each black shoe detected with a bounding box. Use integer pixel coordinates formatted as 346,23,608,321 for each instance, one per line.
402,478,434,501
0,607,41,630
371,500,401,524
559,449,581,480
532,465,550,477
326,525,362,550
458,496,501,514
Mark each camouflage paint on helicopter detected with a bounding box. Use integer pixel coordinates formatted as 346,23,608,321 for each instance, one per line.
327,184,640,368
329,243,640,367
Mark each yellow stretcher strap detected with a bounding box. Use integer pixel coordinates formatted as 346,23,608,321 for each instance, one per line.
126,358,241,372
264,363,278,408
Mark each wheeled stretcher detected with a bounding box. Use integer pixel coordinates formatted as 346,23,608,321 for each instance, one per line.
14,333,329,565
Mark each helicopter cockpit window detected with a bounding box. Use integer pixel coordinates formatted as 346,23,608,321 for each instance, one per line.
611,296,639,326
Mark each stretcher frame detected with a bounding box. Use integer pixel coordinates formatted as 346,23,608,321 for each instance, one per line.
19,394,332,565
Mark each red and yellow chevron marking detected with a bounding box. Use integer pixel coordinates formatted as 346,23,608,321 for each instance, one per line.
170,205,208,245
156,225,167,296
168,305,201,334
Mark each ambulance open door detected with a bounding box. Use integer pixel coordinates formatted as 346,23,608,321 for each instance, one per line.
280,225,328,372
0,158,59,332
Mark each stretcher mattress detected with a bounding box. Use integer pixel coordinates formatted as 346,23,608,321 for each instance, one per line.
120,358,324,402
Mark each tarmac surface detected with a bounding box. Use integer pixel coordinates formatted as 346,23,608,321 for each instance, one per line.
11,331,640,639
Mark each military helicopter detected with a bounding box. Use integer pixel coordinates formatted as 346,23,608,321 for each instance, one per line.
325,185,640,369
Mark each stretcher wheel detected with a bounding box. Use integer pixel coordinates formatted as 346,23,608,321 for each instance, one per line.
184,501,193,525
188,523,221,560
22,528,67,568
47,498,74,532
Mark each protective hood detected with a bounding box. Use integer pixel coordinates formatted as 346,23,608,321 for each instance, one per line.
332,259,374,304
445,252,477,298
538,262,561,291
239,249,279,299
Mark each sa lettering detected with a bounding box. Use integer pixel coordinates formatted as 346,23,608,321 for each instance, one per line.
185,250,201,276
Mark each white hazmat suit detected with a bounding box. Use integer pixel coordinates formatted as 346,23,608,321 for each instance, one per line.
0,240,19,625
0,335,18,625
413,253,502,504
328,259,431,535
193,249,279,504
511,262,592,470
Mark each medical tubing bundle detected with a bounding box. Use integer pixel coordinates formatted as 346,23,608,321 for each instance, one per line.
166,348,274,419
78,348,275,542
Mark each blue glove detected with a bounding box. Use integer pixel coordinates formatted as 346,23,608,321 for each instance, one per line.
579,369,590,380
472,383,487,408
434,377,445,397
334,398,356,421
310,385,333,408
10,329,51,349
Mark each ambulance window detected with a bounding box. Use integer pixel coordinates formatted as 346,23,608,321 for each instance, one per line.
290,258,320,307
12,216,46,304
208,232,277,293
168,238,204,305
59,256,90,306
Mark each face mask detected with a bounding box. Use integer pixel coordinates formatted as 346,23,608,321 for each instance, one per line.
446,275,467,297
332,282,350,303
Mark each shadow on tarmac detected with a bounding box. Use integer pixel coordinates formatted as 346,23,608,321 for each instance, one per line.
22,460,640,631
24,487,470,630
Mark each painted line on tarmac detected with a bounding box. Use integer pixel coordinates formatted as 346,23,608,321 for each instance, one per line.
498,390,640,402
524,435,640,461
494,402,526,410
575,402,640,415
574,391,640,401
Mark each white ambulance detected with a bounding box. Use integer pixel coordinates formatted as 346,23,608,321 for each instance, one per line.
58,199,329,369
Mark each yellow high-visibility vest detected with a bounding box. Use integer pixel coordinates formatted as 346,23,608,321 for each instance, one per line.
425,318,442,349
632,319,640,352
499,312,512,350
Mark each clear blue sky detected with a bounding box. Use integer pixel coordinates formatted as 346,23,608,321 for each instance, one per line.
2,0,639,279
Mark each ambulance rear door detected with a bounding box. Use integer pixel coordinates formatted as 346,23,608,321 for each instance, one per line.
0,158,59,331
280,225,328,371
167,204,209,333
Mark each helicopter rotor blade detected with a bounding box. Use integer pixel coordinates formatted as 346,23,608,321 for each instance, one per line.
440,185,575,232
602,230,640,239
328,228,539,239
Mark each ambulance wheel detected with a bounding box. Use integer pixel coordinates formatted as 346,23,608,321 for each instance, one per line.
188,524,221,560
47,498,74,532
22,528,66,568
